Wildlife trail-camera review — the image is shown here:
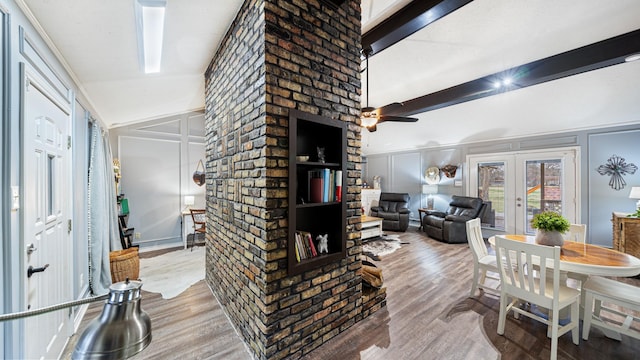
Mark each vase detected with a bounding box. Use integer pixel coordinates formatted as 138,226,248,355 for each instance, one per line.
535,230,564,246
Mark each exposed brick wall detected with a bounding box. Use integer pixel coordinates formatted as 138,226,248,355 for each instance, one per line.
204,1,384,359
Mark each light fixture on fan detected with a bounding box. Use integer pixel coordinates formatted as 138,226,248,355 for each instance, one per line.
360,110,378,128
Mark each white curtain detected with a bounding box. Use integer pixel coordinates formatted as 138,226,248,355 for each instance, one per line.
87,122,121,295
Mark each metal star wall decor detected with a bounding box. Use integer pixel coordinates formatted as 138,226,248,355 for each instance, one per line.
597,154,637,191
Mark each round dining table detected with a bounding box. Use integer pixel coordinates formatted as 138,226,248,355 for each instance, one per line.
489,234,640,340
488,234,640,277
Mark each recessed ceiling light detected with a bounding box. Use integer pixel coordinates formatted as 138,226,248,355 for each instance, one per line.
135,0,167,74
625,53,640,62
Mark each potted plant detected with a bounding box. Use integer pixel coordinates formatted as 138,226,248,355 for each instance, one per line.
531,210,570,246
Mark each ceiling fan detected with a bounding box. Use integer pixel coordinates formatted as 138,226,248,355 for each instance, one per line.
361,48,418,132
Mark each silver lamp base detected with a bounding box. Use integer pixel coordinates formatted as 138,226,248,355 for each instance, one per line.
72,280,152,360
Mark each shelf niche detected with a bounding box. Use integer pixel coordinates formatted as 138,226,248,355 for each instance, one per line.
288,109,347,275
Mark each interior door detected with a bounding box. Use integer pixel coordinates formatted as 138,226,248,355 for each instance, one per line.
22,69,72,360
468,147,579,235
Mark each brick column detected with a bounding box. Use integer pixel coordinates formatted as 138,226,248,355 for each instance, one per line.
204,1,384,359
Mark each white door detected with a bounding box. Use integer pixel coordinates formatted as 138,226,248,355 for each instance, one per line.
468,147,579,235
22,71,72,360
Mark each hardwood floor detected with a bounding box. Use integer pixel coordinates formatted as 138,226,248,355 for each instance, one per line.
62,229,640,359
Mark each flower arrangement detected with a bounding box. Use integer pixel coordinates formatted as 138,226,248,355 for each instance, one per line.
531,211,570,233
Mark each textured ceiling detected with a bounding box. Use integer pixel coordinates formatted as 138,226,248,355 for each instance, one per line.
19,0,640,154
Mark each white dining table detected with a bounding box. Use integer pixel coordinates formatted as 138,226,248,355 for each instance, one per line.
489,234,640,340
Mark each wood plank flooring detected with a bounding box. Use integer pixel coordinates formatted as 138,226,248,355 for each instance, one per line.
62,230,640,359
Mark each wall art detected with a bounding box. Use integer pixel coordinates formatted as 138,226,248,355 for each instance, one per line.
596,154,637,190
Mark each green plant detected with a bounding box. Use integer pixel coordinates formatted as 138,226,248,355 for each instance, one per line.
531,211,570,233
628,209,640,218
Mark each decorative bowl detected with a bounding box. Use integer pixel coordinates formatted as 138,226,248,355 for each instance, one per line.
296,155,310,162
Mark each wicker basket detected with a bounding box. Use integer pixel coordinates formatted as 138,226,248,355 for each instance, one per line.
109,247,140,283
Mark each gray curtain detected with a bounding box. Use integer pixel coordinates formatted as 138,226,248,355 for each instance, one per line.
87,122,120,295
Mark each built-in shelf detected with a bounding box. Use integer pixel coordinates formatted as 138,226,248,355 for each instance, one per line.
288,109,347,275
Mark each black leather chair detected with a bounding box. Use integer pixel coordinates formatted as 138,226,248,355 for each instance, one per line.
370,192,410,232
423,195,486,243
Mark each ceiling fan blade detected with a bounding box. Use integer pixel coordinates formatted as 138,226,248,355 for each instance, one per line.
377,102,404,115
379,116,419,122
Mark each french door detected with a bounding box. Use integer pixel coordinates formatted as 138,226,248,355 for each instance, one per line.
467,147,579,235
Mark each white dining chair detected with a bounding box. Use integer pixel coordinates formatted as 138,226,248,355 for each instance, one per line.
564,223,586,243
467,218,500,297
494,236,580,360
582,276,640,342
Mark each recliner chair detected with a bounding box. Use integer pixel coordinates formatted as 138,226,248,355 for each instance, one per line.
423,195,485,243
370,192,410,232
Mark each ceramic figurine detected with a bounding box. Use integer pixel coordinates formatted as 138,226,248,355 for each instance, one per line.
316,234,329,254
317,146,326,163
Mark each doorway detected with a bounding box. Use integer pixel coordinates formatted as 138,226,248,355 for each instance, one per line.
467,147,580,235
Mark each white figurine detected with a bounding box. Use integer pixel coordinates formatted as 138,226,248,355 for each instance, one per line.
316,234,329,254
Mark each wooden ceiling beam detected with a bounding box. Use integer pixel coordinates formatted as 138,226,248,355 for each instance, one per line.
362,0,473,56
396,29,640,116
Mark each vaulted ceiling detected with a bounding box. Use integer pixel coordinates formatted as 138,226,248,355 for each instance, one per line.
19,0,640,155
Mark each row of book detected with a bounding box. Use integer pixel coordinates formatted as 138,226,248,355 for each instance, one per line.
294,231,318,262
308,169,342,203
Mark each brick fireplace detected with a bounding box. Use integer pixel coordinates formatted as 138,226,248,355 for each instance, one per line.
203,0,385,359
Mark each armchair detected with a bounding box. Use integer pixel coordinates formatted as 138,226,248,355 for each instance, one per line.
370,192,411,232
423,195,485,243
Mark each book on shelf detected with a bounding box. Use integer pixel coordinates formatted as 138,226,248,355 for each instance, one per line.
322,168,330,202
309,170,324,203
306,168,342,203
335,170,342,202
295,230,319,262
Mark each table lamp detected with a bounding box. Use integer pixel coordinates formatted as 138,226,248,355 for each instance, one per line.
422,184,438,210
629,186,640,210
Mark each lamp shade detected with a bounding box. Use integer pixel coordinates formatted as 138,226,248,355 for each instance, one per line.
422,184,438,195
184,195,195,206
629,187,640,199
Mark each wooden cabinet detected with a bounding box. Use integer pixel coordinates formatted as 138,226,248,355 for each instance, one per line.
612,212,640,258
288,110,346,275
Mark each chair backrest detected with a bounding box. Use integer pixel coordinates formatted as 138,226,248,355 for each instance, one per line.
447,195,483,217
190,209,206,230
564,224,586,243
466,218,487,261
378,193,410,212
494,236,561,309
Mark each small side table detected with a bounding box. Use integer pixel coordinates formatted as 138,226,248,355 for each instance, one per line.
361,215,383,240
418,208,429,231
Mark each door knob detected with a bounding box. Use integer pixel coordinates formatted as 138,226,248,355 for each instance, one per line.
27,264,49,278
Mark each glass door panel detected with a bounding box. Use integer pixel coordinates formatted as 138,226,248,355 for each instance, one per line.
524,159,563,234
477,162,505,230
